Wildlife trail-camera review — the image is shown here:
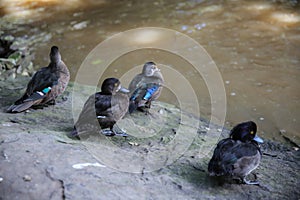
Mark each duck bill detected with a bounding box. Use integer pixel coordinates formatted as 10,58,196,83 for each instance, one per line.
253,135,264,143
119,87,130,93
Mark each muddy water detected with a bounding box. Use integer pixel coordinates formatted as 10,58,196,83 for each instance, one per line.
1,0,299,144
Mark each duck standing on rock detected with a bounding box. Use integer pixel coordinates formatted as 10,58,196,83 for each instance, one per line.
208,121,264,185
128,62,164,114
7,46,70,113
68,78,129,139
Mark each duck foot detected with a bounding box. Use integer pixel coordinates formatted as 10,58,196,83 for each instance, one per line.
47,99,56,105
32,104,46,109
101,129,115,136
137,105,151,114
243,177,259,185
144,110,151,116
114,131,128,137
101,129,128,137
137,107,154,117
61,95,68,102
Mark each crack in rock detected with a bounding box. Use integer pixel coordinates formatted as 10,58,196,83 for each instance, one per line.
45,168,66,200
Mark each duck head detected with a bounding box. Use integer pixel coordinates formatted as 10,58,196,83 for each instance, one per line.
142,62,160,77
50,46,61,63
230,121,264,143
101,78,129,95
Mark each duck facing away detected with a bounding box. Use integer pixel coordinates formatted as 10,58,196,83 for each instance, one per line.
208,121,264,185
68,78,129,139
7,46,70,113
128,61,164,113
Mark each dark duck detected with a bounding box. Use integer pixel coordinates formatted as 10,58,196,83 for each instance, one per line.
128,62,164,113
68,78,129,139
7,46,70,113
208,121,264,185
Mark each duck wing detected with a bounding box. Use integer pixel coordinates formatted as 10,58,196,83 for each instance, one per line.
209,139,260,176
128,73,143,93
208,138,235,176
129,82,161,113
7,67,59,112
72,93,111,133
26,67,59,95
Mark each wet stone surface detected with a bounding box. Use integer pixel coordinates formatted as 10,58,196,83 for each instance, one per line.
0,78,299,200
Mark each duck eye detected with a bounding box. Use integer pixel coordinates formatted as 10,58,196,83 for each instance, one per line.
114,83,118,87
250,131,254,134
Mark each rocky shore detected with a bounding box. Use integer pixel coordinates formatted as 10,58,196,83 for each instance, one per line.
0,77,299,200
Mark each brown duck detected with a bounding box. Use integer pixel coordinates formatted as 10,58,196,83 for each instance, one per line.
7,46,70,113
68,78,129,139
128,62,164,113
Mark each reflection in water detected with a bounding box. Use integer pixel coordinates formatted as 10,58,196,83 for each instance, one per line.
131,29,162,44
271,12,300,23
1,0,299,144
244,2,273,10
0,0,105,19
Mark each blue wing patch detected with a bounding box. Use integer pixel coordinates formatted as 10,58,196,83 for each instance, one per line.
24,86,52,102
42,87,51,94
143,85,159,100
130,84,160,101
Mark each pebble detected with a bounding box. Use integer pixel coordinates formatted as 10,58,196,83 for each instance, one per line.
35,160,41,164
129,142,139,146
230,92,236,96
279,129,286,134
3,152,8,160
73,21,89,30
181,25,188,31
21,71,29,76
158,109,164,115
194,23,206,30
4,35,14,41
0,177,3,182
77,45,85,50
259,117,264,121
16,65,23,74
73,12,83,17
23,175,31,182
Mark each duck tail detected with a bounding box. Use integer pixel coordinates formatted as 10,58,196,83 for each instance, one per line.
128,100,138,114
7,87,52,113
7,101,35,113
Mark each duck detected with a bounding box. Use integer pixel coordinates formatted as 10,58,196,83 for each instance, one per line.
68,78,129,139
208,121,264,185
7,46,70,113
128,61,164,113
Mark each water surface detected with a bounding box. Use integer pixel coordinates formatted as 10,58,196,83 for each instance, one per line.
1,0,299,144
